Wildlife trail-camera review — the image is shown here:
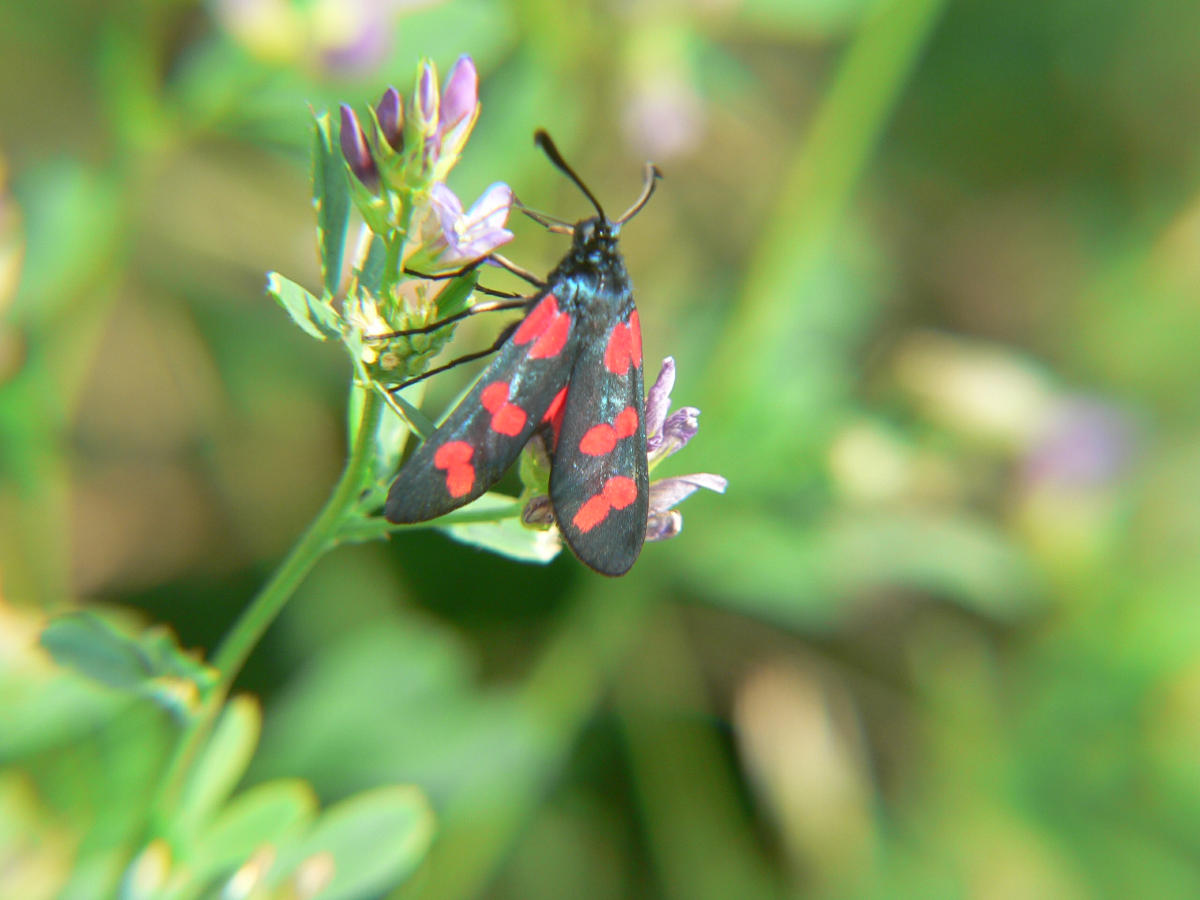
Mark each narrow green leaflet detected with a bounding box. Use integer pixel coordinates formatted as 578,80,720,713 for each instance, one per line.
267,272,341,341
313,112,351,297
189,779,318,886
357,233,386,296
382,385,436,439
175,696,262,841
434,270,480,319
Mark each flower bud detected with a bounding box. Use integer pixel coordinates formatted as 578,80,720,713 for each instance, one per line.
415,61,438,131
338,104,378,189
377,86,404,151
439,55,477,134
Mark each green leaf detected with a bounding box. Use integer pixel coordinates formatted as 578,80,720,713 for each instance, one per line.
434,271,480,319
372,392,411,482
272,786,434,900
439,493,560,564
40,613,155,692
357,234,386,296
175,696,262,841
39,612,215,715
190,779,318,885
313,112,351,297
267,272,341,341
382,387,436,440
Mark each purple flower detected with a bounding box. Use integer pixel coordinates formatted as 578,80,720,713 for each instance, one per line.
425,181,514,269
642,357,726,541
413,56,481,182
339,104,378,189
646,473,727,541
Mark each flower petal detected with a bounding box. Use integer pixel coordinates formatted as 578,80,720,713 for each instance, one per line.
646,510,683,542
648,406,699,464
430,182,465,233
426,182,514,268
461,182,514,233
440,55,478,133
648,472,728,513
644,357,676,448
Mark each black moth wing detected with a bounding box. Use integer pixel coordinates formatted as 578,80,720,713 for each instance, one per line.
550,304,648,576
384,289,580,523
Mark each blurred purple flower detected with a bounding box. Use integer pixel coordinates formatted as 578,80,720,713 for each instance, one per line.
321,12,391,73
1023,398,1137,489
426,181,514,269
622,70,705,160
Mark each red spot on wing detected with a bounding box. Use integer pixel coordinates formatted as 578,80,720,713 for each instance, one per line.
579,424,617,456
434,441,473,467
543,386,568,448
578,407,639,456
604,322,632,374
434,441,475,498
572,495,611,533
603,475,638,509
491,404,527,436
443,465,475,497
513,294,558,344
529,311,570,358
480,381,509,412
480,381,527,436
628,311,642,366
514,293,571,360
543,387,567,423
614,406,638,439
604,312,642,375
571,476,640,533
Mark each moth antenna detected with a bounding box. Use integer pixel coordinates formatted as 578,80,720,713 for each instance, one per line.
534,130,607,221
615,163,663,224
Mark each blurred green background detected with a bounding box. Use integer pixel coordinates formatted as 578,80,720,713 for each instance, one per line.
5,0,1200,896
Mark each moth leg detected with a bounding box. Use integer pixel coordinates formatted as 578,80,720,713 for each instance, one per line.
403,255,544,289
513,198,575,235
386,320,521,393
365,299,529,341
489,254,545,287
402,260,486,281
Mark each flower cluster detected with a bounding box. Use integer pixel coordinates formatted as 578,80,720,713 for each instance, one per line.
330,56,515,377
522,358,726,543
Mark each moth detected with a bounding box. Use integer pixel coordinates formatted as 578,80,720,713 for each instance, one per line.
385,132,660,576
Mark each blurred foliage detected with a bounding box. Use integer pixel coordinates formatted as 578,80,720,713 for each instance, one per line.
4,0,1200,897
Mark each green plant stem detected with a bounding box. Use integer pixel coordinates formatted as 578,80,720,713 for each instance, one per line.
211,385,383,682
151,382,384,828
217,396,378,679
